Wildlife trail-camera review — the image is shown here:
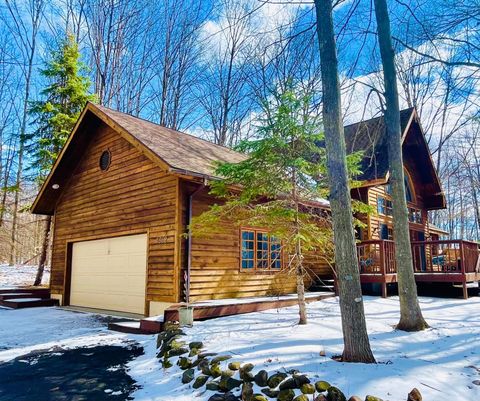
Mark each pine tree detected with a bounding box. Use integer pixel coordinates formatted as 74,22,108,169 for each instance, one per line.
190,85,364,325
29,34,96,286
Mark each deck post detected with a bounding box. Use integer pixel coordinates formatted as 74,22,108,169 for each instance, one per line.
460,241,468,299
380,241,387,298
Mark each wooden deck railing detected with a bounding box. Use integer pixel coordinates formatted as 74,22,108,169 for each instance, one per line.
356,239,480,276
356,239,396,275
411,239,480,274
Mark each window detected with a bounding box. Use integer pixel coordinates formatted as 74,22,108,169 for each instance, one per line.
408,207,422,224
99,150,111,171
384,172,415,203
241,229,282,271
380,224,393,240
377,196,392,216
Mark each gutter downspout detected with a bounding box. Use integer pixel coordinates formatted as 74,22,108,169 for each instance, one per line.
185,180,207,306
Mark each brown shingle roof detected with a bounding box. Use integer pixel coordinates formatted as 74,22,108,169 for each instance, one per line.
95,104,247,179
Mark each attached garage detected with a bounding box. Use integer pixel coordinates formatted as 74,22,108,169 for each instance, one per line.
70,234,147,315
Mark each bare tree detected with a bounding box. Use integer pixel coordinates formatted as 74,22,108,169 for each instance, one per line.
314,0,375,363
373,0,428,331
3,0,45,265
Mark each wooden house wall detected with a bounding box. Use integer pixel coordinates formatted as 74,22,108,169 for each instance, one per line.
185,192,332,302
50,122,180,304
360,164,432,240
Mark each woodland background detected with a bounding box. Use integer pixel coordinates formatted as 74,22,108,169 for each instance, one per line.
0,0,479,265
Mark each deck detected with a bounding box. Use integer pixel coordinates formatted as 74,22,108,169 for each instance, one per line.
356,239,480,298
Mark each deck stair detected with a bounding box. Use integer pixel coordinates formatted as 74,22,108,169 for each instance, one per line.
0,288,58,309
108,319,162,335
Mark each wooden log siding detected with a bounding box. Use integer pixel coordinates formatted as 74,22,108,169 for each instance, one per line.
185,193,332,302
51,123,180,304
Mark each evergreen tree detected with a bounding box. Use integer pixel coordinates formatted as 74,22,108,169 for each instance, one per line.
29,34,95,285
190,85,365,325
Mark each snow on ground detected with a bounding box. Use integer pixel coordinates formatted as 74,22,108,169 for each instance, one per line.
0,264,50,288
129,296,480,401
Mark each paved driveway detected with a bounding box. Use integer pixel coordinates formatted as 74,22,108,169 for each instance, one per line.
0,343,143,401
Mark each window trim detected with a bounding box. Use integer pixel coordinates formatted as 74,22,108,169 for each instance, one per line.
239,228,283,272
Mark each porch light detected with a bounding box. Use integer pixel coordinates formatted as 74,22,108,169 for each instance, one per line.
52,184,60,189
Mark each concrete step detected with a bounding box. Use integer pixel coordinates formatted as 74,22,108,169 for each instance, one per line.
0,298,59,309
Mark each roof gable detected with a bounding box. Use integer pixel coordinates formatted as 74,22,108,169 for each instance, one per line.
343,107,445,209
32,102,246,215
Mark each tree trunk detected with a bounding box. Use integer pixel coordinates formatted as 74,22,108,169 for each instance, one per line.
34,215,52,286
373,0,428,331
314,0,375,363
295,240,307,325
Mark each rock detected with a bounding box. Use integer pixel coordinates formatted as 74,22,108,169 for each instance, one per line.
240,369,254,382
225,392,241,401
156,334,163,349
198,358,210,371
300,383,315,394
168,347,189,357
162,358,172,369
315,381,331,392
277,389,295,401
348,397,362,401
198,352,218,359
169,339,186,349
407,388,422,401
221,370,235,379
242,363,255,372
253,395,268,401
261,388,280,398
293,375,310,387
177,357,192,370
218,377,243,392
211,355,232,365
254,370,269,387
279,378,297,391
189,341,204,350
211,363,222,378
365,397,383,401
267,372,288,388
193,375,209,389
206,381,220,391
189,348,201,357
182,368,195,384
326,386,346,401
228,361,241,370
241,382,254,401
293,396,309,401
208,394,225,401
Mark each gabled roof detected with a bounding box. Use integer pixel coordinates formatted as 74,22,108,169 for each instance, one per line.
32,103,445,215
343,107,446,209
32,102,246,215
93,104,247,177
344,107,415,182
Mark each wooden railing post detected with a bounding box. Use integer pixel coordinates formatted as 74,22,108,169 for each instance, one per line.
460,241,468,299
380,241,387,298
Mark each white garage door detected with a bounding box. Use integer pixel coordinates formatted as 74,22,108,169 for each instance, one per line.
70,234,147,314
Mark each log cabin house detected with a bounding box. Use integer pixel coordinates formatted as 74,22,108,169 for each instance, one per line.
31,103,480,318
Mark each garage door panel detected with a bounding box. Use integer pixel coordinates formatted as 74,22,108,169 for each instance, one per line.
70,234,147,314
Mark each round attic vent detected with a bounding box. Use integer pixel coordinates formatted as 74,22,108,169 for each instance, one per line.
99,150,111,171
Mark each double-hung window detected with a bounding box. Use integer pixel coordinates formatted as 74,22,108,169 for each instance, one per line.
241,229,282,271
